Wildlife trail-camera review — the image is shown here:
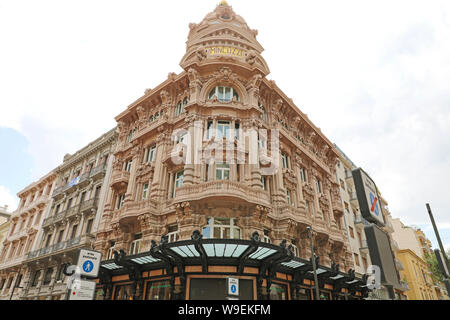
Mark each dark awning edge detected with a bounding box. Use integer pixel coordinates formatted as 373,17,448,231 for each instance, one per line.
99,233,370,292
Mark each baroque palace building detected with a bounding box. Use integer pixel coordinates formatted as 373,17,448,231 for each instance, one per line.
0,171,57,300
92,2,371,300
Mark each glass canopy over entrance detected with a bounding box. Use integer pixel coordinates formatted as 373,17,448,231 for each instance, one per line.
97,232,370,300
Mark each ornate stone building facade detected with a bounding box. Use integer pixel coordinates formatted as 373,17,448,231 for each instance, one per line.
0,171,56,300
92,3,367,300
95,2,351,269
19,128,117,300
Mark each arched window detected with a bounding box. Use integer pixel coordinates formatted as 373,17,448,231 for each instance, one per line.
208,86,239,102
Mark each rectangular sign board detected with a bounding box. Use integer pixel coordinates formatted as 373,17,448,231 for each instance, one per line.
352,168,385,226
364,224,401,289
69,279,96,301
77,249,102,278
227,278,239,296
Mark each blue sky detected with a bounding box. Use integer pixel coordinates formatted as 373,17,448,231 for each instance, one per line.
0,0,449,251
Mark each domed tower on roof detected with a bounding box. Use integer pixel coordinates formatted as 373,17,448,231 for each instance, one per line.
180,2,270,77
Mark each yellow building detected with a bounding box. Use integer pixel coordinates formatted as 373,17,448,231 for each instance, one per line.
397,249,438,300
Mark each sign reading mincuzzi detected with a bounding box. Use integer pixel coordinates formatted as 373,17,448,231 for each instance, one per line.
208,46,245,58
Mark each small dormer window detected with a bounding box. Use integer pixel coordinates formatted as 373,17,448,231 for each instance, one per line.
209,86,239,102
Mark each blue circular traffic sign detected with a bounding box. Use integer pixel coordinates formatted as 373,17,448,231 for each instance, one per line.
83,260,94,273
231,284,236,294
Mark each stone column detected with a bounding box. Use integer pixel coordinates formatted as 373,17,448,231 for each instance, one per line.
150,133,168,200
167,172,174,199
183,116,196,185
249,125,262,188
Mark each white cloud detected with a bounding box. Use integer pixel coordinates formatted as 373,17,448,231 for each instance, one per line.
0,0,450,230
0,186,19,211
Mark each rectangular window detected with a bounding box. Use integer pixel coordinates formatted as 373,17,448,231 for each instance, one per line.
315,179,322,194
71,225,78,239
94,186,101,199
31,270,41,287
66,198,73,210
286,189,291,205
235,121,240,140
261,176,266,190
146,280,171,301
57,230,64,243
147,145,157,163
349,226,354,239
300,167,307,183
206,121,213,140
263,230,271,244
117,194,126,209
216,164,230,181
125,160,133,172
167,225,179,243
217,121,231,140
173,171,184,197
85,219,93,235
202,218,241,240
354,253,360,267
56,265,65,282
43,268,53,285
129,234,143,255
282,153,289,169
142,183,149,200
45,234,52,247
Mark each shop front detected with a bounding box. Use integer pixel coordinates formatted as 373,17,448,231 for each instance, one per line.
95,231,370,301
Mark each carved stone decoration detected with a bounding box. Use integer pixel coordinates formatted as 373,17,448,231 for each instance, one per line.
137,214,150,230
136,106,146,123
274,98,284,114
212,67,239,84
187,68,201,84
196,45,208,62
246,50,257,65
160,90,170,106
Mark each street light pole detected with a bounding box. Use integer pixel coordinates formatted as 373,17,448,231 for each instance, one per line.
307,226,320,300
426,204,449,268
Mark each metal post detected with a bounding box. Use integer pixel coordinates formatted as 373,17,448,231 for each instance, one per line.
307,227,320,300
426,204,449,268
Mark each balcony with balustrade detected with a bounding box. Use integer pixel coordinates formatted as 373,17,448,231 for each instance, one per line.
26,234,96,262
174,180,271,207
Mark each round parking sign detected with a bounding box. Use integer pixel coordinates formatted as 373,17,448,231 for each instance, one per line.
83,260,94,273
231,285,236,294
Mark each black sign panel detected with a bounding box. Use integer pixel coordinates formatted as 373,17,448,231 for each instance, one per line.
364,224,401,289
